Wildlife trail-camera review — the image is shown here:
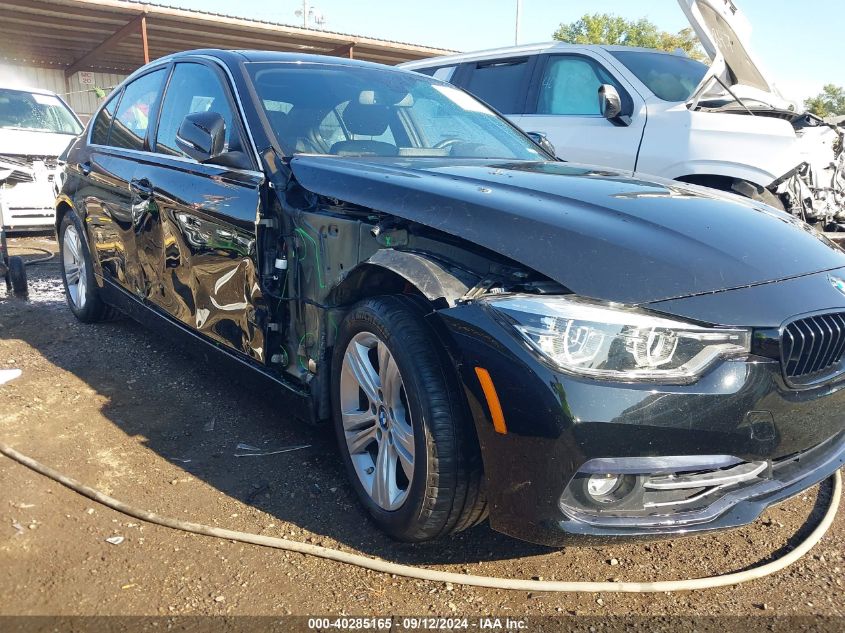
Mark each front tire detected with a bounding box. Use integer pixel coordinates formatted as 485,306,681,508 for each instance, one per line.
331,295,486,542
59,210,118,322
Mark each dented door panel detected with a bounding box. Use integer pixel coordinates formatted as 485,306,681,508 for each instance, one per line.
78,149,143,294
132,153,267,362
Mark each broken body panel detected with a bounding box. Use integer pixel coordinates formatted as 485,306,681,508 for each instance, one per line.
57,50,845,545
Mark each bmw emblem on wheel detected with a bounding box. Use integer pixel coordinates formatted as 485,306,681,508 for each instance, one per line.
829,275,845,296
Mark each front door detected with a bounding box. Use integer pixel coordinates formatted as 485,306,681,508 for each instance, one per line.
516,53,646,171
134,61,267,363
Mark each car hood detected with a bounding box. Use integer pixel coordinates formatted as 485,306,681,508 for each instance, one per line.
678,0,788,107
289,156,845,305
0,128,76,157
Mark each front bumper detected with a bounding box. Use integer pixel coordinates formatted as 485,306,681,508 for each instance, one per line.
435,301,845,546
1,171,60,231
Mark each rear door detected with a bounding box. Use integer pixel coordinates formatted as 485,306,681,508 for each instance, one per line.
136,60,267,363
518,52,646,170
76,67,167,296
452,56,536,118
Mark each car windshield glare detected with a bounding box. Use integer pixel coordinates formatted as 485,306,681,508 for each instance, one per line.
246,62,544,160
0,88,82,135
610,51,709,102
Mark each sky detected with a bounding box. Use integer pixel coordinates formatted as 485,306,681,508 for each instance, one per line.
161,0,842,104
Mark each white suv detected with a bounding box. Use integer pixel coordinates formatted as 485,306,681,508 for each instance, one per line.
0,85,83,230
401,0,845,232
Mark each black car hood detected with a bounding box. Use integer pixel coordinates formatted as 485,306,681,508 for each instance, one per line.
289,156,845,304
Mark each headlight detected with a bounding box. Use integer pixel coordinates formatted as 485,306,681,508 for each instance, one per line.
487,295,750,384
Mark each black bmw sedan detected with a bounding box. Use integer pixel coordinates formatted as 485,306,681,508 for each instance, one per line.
55,50,845,546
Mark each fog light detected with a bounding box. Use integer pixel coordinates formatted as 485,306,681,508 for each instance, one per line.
587,474,622,500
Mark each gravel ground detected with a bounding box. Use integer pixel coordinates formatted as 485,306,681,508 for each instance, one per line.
0,235,843,628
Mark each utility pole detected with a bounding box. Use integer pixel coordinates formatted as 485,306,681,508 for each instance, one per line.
515,0,522,45
296,1,326,29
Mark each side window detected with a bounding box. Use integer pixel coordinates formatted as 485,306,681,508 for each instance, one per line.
537,56,624,116
110,69,166,150
413,66,457,82
90,91,120,145
464,58,531,114
432,66,457,82
155,63,242,158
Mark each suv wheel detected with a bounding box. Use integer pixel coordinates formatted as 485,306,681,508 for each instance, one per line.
331,295,487,542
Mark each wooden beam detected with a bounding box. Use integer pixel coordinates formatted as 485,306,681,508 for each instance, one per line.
325,42,356,59
140,14,149,64
65,13,145,77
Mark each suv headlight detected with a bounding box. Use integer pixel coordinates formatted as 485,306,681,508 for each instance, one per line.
487,295,750,384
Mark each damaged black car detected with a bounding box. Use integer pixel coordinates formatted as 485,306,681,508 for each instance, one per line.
56,50,845,546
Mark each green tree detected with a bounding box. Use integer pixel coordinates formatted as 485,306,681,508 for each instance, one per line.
553,13,707,62
804,84,845,118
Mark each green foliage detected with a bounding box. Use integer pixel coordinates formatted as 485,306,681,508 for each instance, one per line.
804,85,845,118
553,13,707,62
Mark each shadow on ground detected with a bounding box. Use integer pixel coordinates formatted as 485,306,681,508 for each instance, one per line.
1,248,555,566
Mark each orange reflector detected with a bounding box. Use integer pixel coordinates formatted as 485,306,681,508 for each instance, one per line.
474,367,508,435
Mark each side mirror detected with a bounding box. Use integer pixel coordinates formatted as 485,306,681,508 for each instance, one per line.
526,131,557,159
599,84,631,126
175,112,226,163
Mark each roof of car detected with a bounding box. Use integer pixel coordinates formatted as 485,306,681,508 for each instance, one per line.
148,49,408,72
0,83,62,97
399,41,693,68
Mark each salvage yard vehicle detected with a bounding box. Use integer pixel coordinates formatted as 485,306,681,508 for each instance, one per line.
56,50,845,546
401,0,845,233
0,84,83,231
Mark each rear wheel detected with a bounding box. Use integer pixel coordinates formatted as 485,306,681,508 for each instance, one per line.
59,210,119,322
331,295,486,542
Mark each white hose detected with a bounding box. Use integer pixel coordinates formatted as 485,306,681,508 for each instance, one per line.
0,441,840,593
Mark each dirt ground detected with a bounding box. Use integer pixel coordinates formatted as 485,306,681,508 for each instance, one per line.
1,235,844,628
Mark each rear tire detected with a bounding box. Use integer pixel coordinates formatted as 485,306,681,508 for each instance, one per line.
331,295,486,542
8,256,27,297
59,210,120,323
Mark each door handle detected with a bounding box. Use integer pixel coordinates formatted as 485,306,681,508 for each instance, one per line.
130,178,153,199
79,162,91,176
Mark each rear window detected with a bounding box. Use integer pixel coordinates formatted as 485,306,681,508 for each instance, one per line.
464,58,531,114
0,88,82,135
611,51,708,102
109,69,166,151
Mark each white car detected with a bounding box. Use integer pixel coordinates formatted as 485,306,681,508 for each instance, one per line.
0,84,83,230
401,0,845,231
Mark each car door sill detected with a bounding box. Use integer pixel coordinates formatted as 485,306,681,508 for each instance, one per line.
98,277,314,423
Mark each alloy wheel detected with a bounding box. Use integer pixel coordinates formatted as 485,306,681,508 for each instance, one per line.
339,331,415,511
62,224,86,309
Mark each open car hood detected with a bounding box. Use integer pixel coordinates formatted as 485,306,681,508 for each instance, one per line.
289,156,845,306
678,0,786,106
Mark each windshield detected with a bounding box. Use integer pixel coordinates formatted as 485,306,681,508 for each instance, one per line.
246,62,544,160
0,88,82,135
610,51,709,102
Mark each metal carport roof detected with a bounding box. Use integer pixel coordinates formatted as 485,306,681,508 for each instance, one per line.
0,0,453,77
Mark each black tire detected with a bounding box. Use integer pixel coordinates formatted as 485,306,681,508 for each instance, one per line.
331,295,487,542
59,210,120,323
8,256,27,297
